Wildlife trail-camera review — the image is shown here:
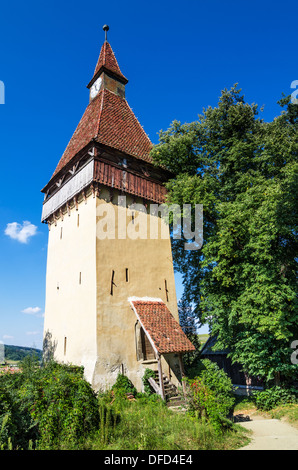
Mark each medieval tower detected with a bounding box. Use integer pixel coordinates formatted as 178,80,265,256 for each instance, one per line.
42,26,194,395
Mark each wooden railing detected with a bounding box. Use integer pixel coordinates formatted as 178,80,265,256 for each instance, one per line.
148,377,161,395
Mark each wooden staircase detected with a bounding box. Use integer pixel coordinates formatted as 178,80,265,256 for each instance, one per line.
148,371,187,410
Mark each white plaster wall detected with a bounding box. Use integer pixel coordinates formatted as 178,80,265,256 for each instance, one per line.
43,189,181,392
43,194,97,383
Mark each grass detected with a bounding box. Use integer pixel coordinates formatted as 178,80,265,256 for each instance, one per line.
264,404,298,429
198,334,209,349
232,394,298,430
233,395,257,414
85,398,250,450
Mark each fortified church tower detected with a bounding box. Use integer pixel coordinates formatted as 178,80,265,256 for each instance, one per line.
42,26,195,395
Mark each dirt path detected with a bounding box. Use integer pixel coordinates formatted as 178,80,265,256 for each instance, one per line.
237,413,298,450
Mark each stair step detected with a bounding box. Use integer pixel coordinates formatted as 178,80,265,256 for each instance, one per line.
168,395,184,401
168,405,187,413
150,371,182,401
167,397,186,407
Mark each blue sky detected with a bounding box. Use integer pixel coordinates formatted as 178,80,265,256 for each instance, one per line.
0,0,297,349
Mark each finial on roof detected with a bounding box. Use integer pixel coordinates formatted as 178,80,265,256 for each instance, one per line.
103,24,109,42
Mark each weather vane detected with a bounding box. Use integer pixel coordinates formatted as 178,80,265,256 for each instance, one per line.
103,24,109,42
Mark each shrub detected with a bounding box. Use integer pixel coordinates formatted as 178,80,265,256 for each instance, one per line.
253,386,298,411
142,368,156,395
32,363,99,448
0,373,37,449
199,359,235,414
185,359,235,433
111,374,137,398
0,361,99,449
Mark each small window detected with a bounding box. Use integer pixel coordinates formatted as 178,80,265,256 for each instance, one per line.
110,270,115,295
125,268,129,283
79,272,82,285
77,214,80,227
131,211,135,225
60,227,63,239
165,279,169,302
64,337,67,355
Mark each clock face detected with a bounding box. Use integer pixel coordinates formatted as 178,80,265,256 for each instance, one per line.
90,77,102,99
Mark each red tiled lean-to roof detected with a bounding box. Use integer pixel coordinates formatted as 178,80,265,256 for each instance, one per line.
52,88,153,177
129,298,196,355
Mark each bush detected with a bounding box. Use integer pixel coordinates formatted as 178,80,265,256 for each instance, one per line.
199,359,235,413
186,359,235,433
0,361,99,449
142,368,156,395
28,362,99,449
111,373,137,398
253,386,298,411
0,372,37,449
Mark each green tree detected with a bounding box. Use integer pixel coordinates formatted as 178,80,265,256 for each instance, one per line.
178,297,200,372
151,86,298,384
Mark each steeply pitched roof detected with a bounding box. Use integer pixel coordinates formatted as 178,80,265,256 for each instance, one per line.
92,41,128,84
129,297,196,355
52,88,153,178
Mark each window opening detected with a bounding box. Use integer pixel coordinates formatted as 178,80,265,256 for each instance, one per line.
110,270,116,295
165,279,169,302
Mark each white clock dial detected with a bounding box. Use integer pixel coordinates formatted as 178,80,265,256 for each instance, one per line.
90,77,102,99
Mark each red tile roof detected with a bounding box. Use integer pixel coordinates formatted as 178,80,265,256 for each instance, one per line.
92,41,128,83
129,298,196,355
52,88,153,178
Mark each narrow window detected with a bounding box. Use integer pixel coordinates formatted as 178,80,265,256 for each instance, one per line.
64,337,67,355
131,211,135,224
79,272,82,285
110,270,115,295
77,214,80,227
165,279,169,302
125,268,129,283
57,282,59,291
140,328,155,360
60,227,63,239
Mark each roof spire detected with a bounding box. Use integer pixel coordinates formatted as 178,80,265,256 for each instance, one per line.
87,29,128,88
103,24,109,42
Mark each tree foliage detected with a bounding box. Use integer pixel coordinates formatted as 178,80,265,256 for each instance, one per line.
178,298,201,373
151,85,298,383
0,360,99,449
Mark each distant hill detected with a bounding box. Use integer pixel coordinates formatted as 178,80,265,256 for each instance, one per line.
198,334,209,349
4,345,42,362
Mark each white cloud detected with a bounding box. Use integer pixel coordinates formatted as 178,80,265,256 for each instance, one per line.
26,331,39,336
21,306,41,315
3,335,14,339
5,221,38,244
